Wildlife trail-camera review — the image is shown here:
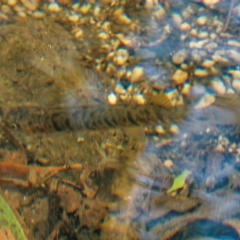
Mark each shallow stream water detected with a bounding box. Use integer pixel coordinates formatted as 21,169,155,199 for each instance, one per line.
1,1,240,240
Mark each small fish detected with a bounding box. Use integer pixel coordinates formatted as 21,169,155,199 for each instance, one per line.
1,101,188,134
4,92,239,134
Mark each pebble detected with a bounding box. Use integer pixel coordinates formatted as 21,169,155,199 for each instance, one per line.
7,0,17,6
111,38,121,51
197,30,208,39
172,12,182,27
21,0,39,11
228,49,240,63
233,4,240,18
133,94,146,105
32,10,45,19
145,0,158,11
48,2,61,12
1,5,12,15
228,69,240,78
135,48,156,60
130,66,144,83
181,81,191,95
172,69,188,85
116,67,126,79
73,28,83,39
116,33,134,48
106,63,117,76
169,124,179,134
156,124,166,134
194,68,209,78
108,92,117,105
154,4,166,20
98,32,109,40
189,39,208,49
163,159,173,169
202,0,219,6
68,14,80,23
211,78,226,95
114,83,125,94
172,49,188,65
205,41,218,52
227,40,240,48
190,28,198,37
58,0,71,5
232,79,240,93
196,15,208,25
194,92,215,109
36,157,50,165
201,59,215,68
79,3,91,14
117,13,131,25
112,7,123,18
211,54,229,65
113,48,129,66
180,22,191,32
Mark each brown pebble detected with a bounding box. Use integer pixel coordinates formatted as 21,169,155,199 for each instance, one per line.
58,0,71,5
172,69,188,84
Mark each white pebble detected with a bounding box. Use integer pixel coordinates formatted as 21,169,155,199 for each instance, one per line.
108,92,117,105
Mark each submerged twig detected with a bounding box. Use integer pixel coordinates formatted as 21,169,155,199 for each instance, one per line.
223,0,236,32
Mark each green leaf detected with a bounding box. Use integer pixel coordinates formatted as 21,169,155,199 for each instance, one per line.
0,191,27,240
167,169,191,193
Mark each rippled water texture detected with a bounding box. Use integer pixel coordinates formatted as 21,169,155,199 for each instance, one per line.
1,0,240,240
